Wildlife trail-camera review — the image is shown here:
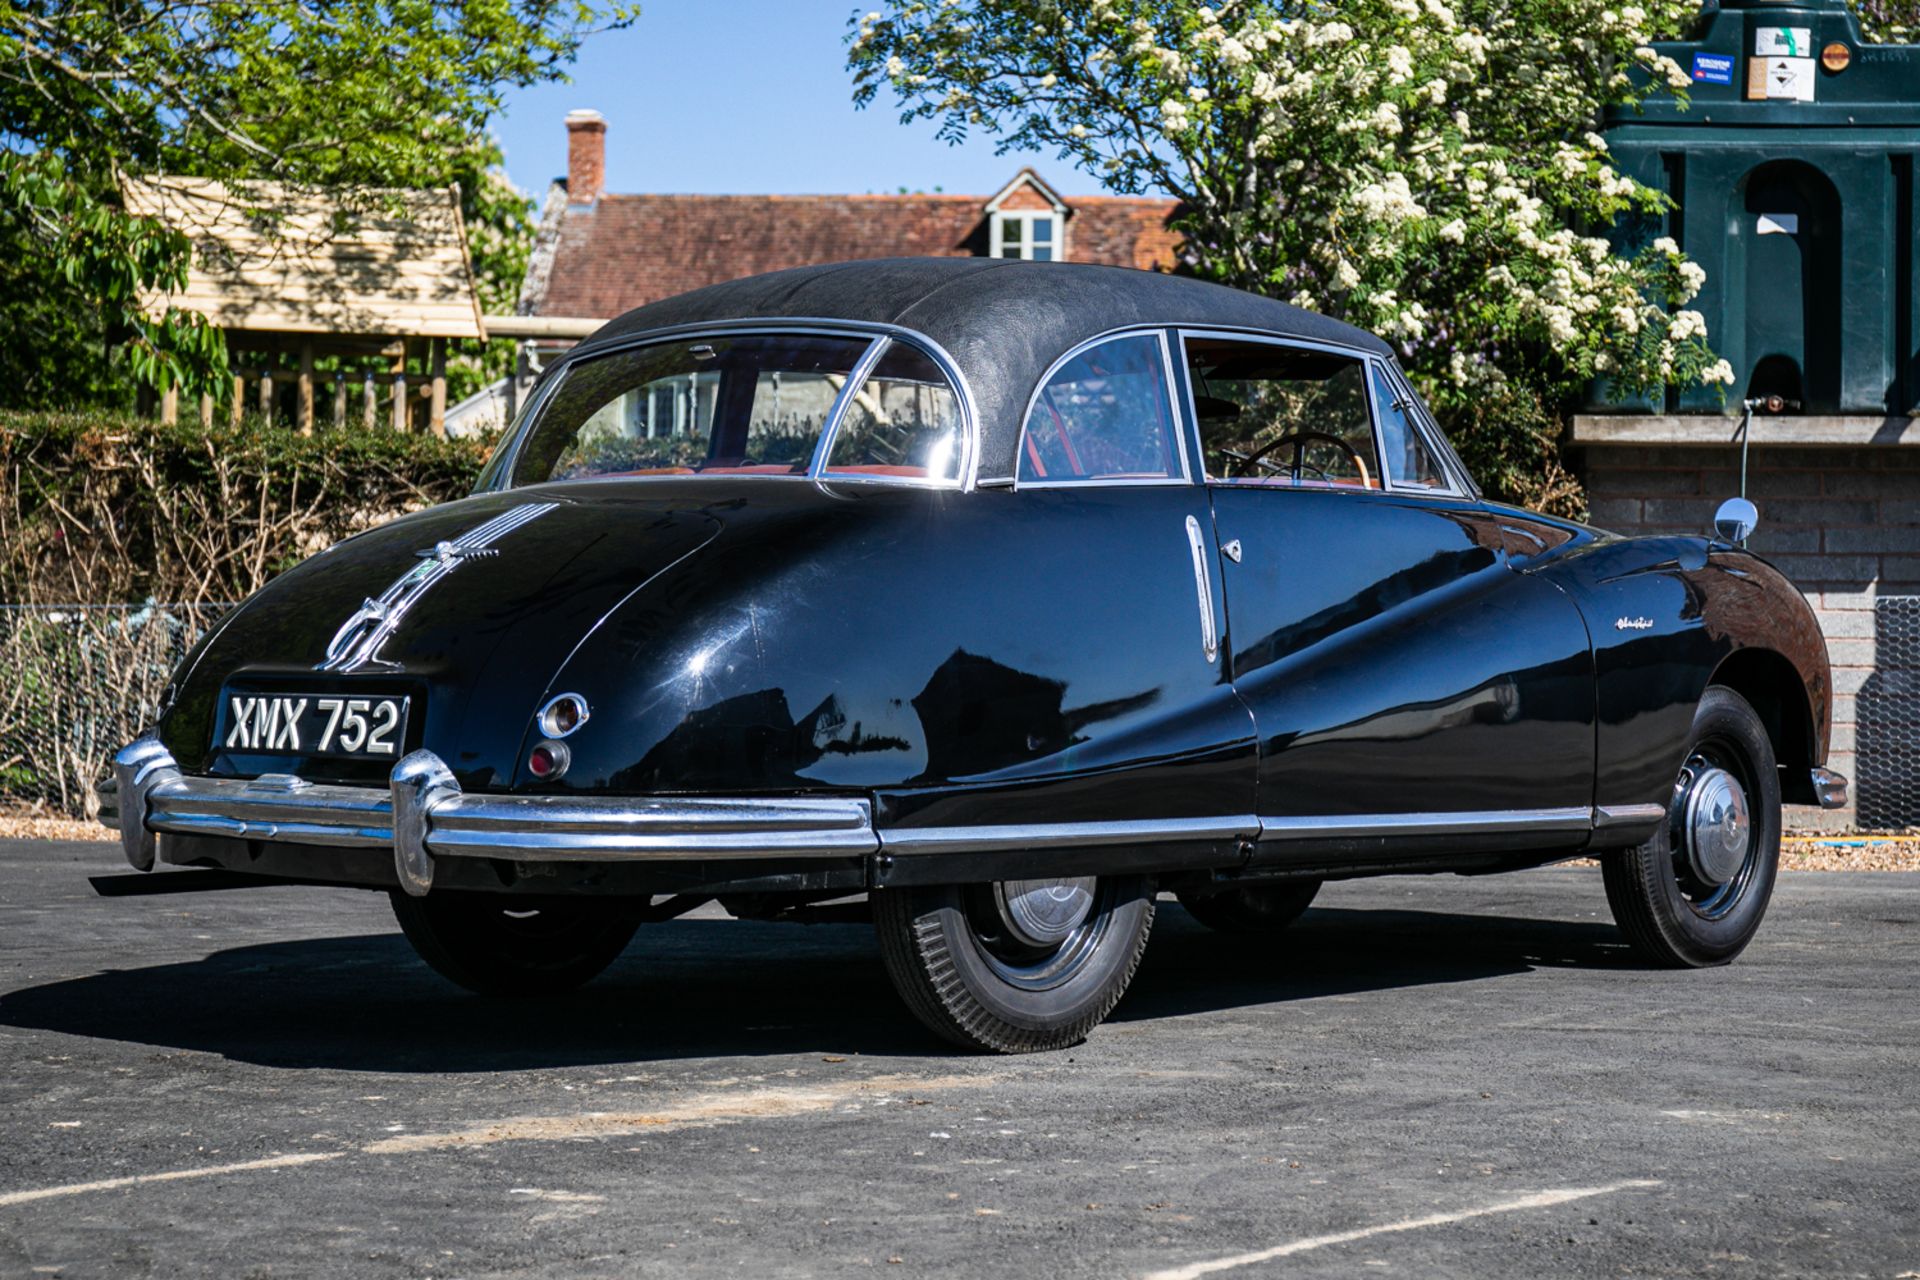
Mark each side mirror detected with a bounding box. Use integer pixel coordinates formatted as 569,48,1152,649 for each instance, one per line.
1713,497,1758,545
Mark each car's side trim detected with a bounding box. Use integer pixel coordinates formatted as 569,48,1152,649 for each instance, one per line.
1257,807,1594,840
876,815,1259,855
1593,803,1667,830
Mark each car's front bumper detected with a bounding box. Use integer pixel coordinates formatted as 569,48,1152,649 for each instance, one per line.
106,736,877,896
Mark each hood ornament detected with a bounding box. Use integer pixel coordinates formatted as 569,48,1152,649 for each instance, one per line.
318,502,558,673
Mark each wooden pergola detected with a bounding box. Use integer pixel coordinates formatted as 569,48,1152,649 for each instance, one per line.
122,176,490,436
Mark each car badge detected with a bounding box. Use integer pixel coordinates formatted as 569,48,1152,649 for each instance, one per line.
317,502,558,674
1615,616,1656,631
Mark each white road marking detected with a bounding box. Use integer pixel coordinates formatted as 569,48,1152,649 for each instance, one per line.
0,1075,982,1207
0,1153,344,1208
1139,1180,1663,1280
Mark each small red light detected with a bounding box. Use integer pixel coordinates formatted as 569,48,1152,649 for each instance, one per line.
528,745,556,778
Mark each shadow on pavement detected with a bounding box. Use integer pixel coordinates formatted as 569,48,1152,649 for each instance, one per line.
0,903,1635,1071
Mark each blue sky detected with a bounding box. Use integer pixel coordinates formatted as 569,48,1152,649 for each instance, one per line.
490,0,1117,200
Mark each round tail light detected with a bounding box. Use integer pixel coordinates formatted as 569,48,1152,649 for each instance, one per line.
528,740,570,780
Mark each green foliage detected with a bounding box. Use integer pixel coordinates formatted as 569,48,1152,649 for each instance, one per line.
0,410,494,603
0,1,638,408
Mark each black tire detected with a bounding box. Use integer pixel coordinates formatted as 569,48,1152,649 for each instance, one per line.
1176,879,1322,934
873,876,1156,1053
1602,686,1782,968
389,891,641,996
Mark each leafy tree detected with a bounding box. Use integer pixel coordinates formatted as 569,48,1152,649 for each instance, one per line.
850,0,1738,514
0,1,637,409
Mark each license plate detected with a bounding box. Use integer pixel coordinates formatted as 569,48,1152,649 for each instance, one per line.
220,693,411,759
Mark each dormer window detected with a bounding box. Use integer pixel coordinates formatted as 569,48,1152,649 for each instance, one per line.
983,168,1070,263
993,211,1058,261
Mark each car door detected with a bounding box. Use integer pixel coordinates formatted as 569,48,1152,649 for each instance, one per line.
1178,332,1597,865
871,327,1256,840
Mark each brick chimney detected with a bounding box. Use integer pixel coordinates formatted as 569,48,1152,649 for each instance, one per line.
565,109,607,205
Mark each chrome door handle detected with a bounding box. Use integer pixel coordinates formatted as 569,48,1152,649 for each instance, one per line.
1184,515,1219,664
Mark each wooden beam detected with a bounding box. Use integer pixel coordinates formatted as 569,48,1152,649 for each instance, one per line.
332,374,348,429
257,368,273,421
429,338,447,438
199,391,214,428
362,369,376,430
231,374,244,427
481,314,607,339
159,383,178,426
296,341,315,436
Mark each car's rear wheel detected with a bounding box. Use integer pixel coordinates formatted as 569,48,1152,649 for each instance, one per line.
1176,879,1322,934
1602,686,1782,967
873,875,1155,1053
389,891,642,996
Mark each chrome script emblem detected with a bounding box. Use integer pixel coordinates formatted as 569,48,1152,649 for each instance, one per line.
318,502,558,673
1615,616,1655,631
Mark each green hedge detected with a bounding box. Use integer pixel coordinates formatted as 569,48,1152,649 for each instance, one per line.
0,411,494,604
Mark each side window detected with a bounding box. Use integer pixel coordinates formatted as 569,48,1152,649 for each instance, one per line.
1372,364,1449,490
1183,337,1382,490
825,342,965,483
1017,333,1182,484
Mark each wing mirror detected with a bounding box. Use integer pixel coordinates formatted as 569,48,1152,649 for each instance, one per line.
1713,497,1758,545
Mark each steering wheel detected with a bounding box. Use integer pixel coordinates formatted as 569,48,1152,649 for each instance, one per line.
1232,430,1372,488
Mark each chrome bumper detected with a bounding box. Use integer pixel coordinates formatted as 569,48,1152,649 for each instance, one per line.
109,736,876,896
1811,767,1850,810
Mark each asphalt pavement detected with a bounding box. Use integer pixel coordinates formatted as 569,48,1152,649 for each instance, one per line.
1,838,1915,1278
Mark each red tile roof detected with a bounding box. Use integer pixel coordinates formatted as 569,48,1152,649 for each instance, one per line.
524,186,1184,320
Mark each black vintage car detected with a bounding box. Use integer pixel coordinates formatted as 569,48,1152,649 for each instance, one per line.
104,259,1845,1052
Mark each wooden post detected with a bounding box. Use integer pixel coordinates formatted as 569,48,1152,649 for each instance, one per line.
199,392,214,428
159,382,179,426
363,370,376,430
231,374,244,426
257,367,273,421
429,338,448,438
296,341,315,436
390,345,407,432
332,374,347,429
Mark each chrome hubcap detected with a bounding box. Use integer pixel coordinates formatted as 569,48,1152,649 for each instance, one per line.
994,877,1097,947
1681,765,1751,886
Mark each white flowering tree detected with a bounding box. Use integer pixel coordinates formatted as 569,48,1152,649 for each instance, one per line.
850,0,1741,514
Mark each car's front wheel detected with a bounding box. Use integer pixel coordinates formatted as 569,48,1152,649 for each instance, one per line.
1602,686,1782,967
873,876,1155,1053
389,891,642,996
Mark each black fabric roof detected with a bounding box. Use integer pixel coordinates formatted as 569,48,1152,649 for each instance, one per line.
576,258,1396,483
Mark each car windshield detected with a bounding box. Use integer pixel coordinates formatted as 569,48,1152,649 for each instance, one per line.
507,333,964,487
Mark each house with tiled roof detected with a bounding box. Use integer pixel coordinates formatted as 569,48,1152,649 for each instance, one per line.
515,108,1183,328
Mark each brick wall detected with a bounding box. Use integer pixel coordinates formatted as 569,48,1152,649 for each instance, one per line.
1579,444,1920,831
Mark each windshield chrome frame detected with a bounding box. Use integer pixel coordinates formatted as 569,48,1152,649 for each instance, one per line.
481,320,978,494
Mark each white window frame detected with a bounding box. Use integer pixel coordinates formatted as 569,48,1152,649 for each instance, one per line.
990,210,1064,261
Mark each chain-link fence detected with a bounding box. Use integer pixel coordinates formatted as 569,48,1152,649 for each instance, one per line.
1857,595,1920,831
0,603,230,820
